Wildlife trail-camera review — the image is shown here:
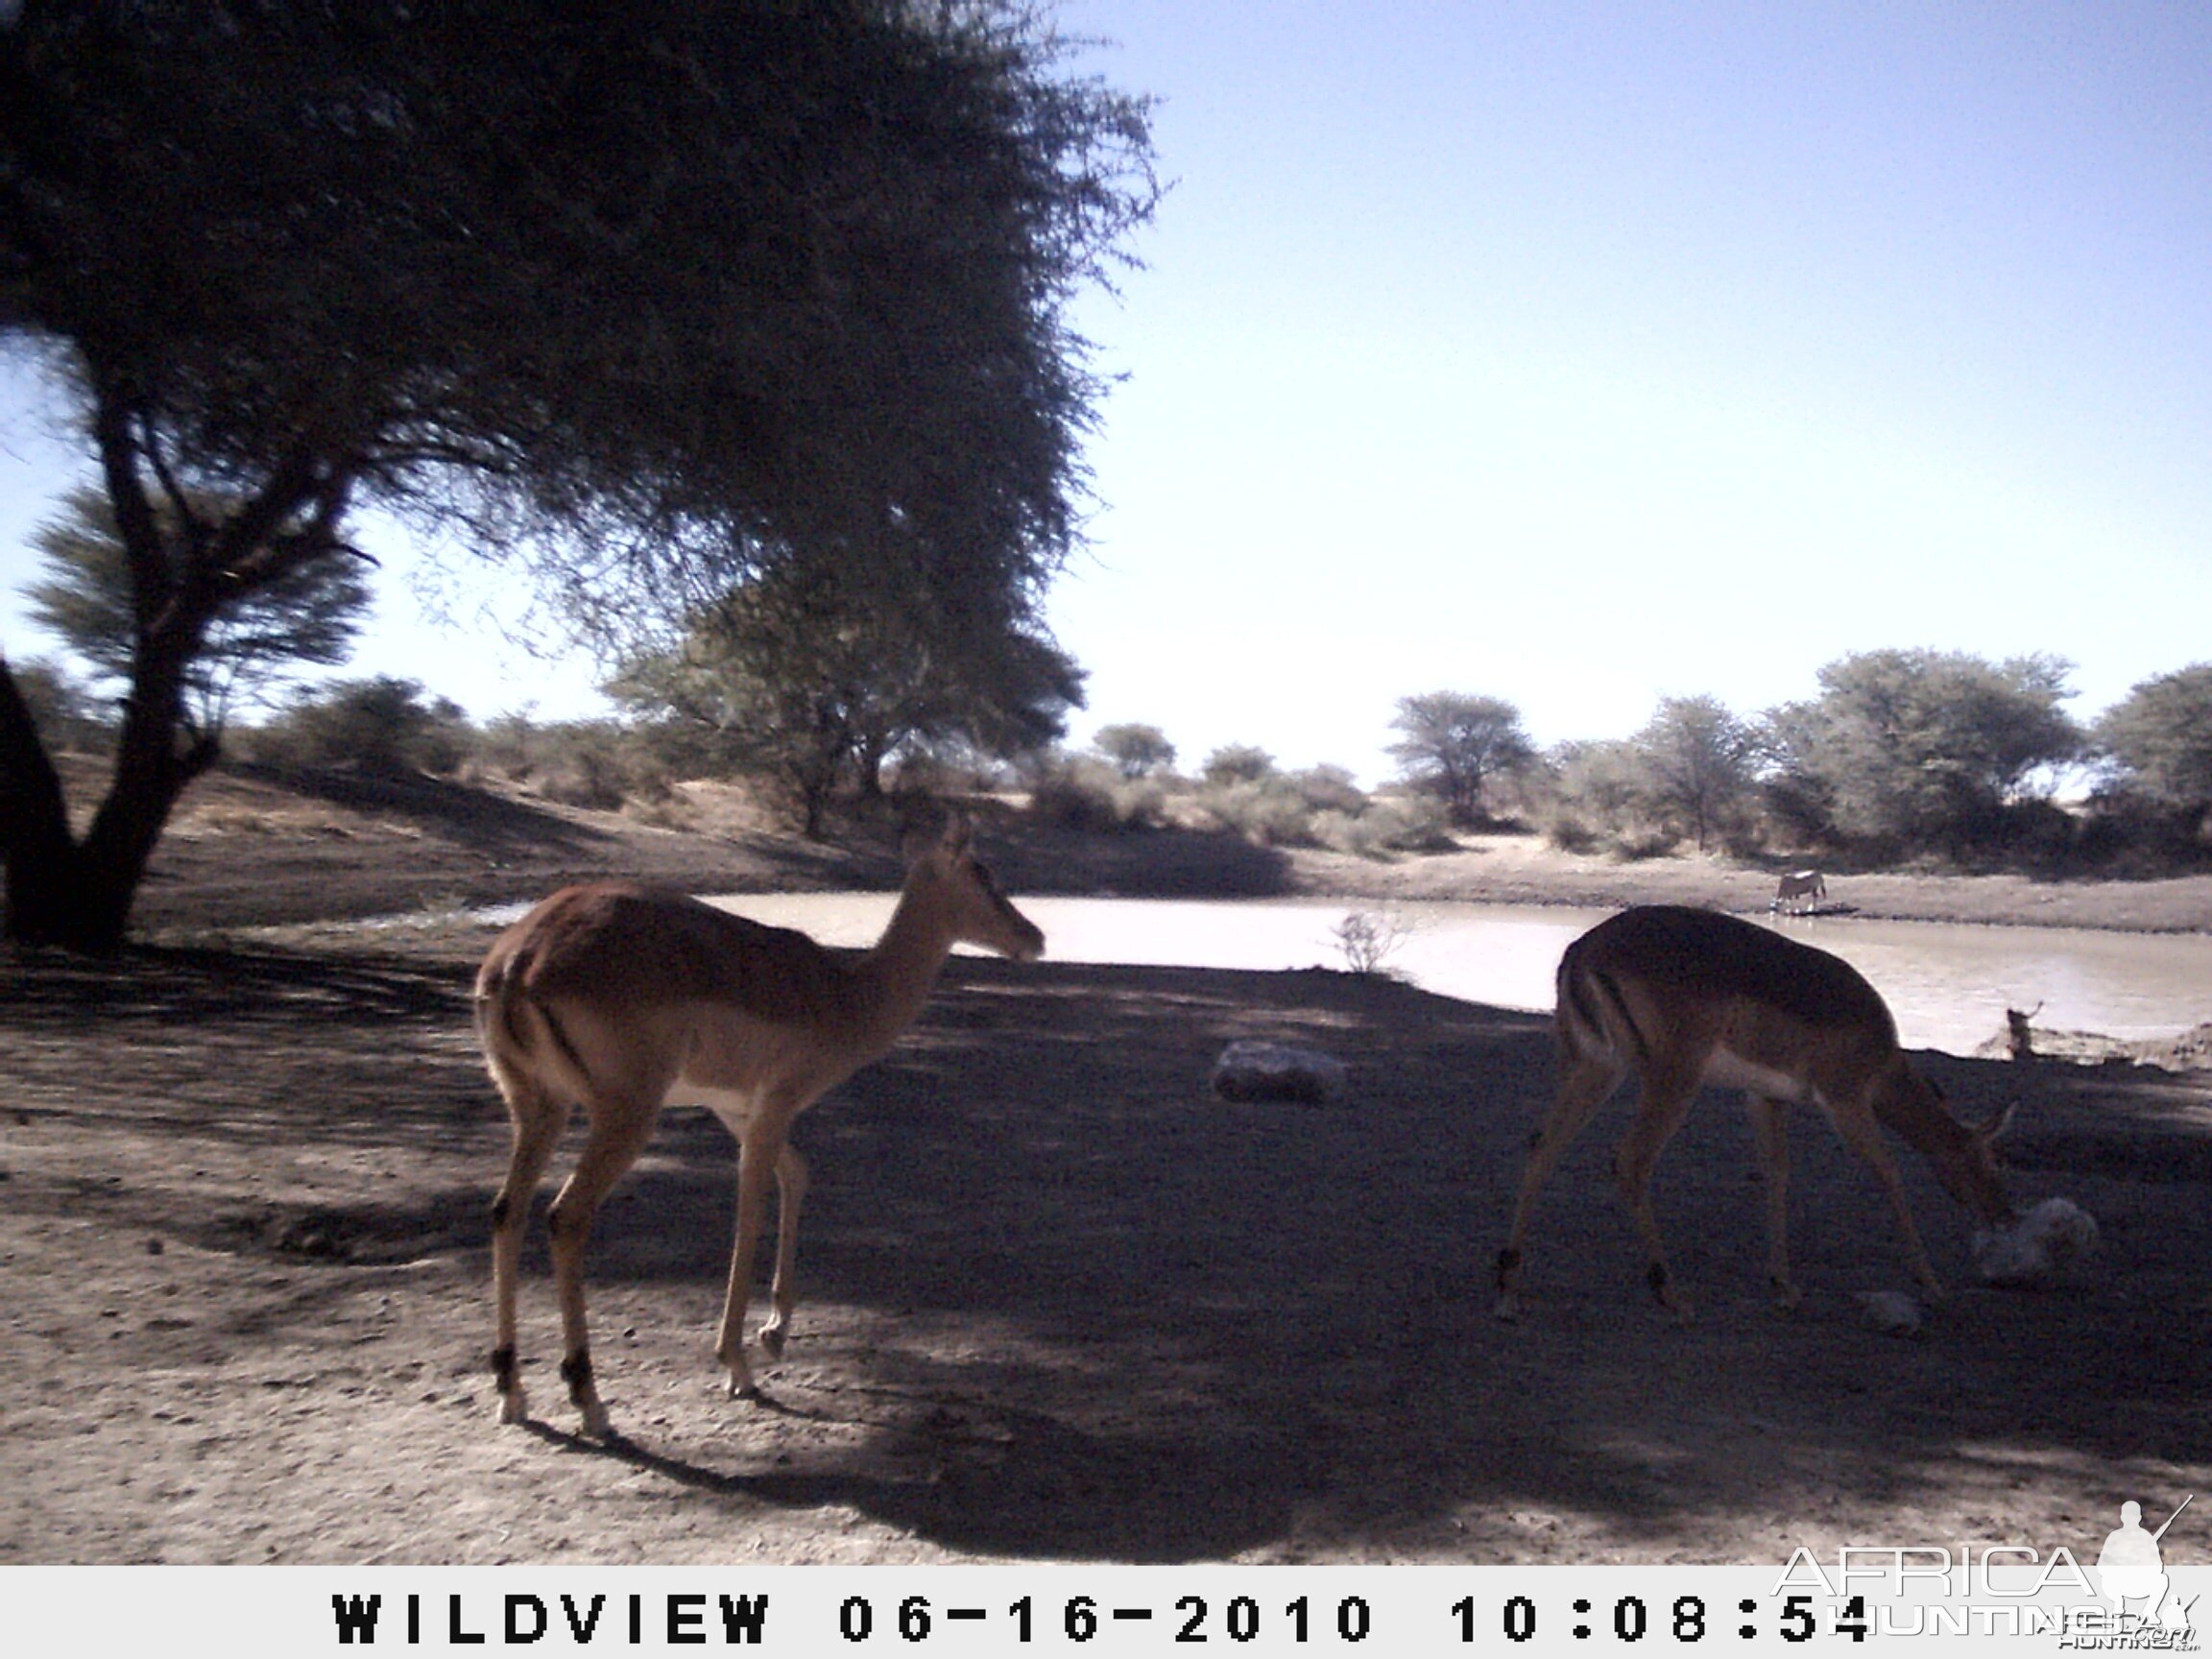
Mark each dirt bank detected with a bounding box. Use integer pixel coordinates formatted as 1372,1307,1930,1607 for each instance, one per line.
120,761,2212,934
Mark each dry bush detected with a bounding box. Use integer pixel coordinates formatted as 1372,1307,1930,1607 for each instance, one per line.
242,677,468,776
1289,763,1367,815
1311,793,1453,858
1195,777,1317,846
1542,812,1601,854
1332,907,1415,974
1027,756,1166,831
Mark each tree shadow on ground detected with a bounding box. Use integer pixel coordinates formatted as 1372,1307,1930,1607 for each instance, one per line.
237,762,626,860
7,948,2209,1561
0,938,470,1029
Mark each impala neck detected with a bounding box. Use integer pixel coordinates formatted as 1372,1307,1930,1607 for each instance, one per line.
1875,1079,2014,1226
851,880,958,1046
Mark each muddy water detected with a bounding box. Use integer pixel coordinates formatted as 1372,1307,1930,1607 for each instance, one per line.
707,893,2212,1056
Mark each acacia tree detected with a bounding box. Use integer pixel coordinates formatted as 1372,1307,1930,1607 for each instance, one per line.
1093,723,1177,779
1630,694,1760,852
0,0,1155,949
2096,664,2212,823
25,486,372,739
1388,691,1534,827
1764,649,2080,855
611,560,1086,837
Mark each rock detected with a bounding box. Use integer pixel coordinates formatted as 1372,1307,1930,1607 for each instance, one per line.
1210,1041,1347,1105
1975,1196,2099,1286
1855,1290,1925,1338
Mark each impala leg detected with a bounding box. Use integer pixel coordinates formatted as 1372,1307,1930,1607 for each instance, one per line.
1825,1104,1945,1299
1496,1052,1626,1318
545,1095,661,1438
489,1071,569,1427
1744,1094,1799,1309
756,1142,809,1359
1612,1058,1703,1323
714,1112,795,1399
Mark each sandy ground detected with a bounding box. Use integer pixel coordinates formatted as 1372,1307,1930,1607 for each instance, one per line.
3,764,2208,1564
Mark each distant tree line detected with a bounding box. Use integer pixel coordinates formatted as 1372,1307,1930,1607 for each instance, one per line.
23,478,2212,873
1381,654,2212,869
23,581,2212,871
1036,654,2212,871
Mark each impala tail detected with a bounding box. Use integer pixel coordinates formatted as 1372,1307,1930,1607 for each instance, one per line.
474,955,591,1099
1552,935,1641,1071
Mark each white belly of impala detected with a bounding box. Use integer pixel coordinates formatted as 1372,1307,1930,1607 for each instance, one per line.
669,1083,758,1137
1700,1047,1819,1106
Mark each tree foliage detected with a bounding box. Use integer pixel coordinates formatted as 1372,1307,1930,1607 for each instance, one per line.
1201,743,1275,785
0,0,1157,948
1630,694,1761,852
1093,723,1177,779
2096,664,2212,817
24,486,371,735
1763,649,2081,854
1387,691,1534,827
610,562,1085,836
1542,736,1657,853
249,676,469,778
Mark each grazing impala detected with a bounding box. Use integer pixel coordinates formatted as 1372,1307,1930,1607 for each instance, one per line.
1773,870,1826,913
477,815,1044,1436
1494,904,2013,1321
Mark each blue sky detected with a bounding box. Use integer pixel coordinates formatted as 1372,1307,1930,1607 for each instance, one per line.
5,2,2208,784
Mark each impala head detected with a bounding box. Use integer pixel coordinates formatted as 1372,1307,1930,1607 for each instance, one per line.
1890,1070,2016,1227
907,812,1045,963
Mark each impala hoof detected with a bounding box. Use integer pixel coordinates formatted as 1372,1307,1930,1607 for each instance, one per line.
498,1387,530,1427
1646,1262,1695,1324
757,1323,787,1359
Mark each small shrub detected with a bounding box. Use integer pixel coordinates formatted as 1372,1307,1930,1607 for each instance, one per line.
470,709,541,781
1333,907,1414,975
1610,826,1683,860
622,788,701,830
529,725,636,809
1311,808,1377,856
886,744,1007,797
247,676,469,775
1358,792,1455,852
1027,756,1164,831
1544,812,1599,854
1290,764,1367,816
1195,777,1315,846
1201,743,1275,785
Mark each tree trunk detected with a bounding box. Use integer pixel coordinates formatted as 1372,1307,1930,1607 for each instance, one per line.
0,662,86,947
0,643,209,953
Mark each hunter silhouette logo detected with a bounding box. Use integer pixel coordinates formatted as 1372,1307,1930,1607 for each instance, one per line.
2097,1496,2194,1634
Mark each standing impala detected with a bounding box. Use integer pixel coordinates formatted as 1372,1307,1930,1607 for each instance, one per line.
477,814,1044,1437
1494,904,2013,1321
